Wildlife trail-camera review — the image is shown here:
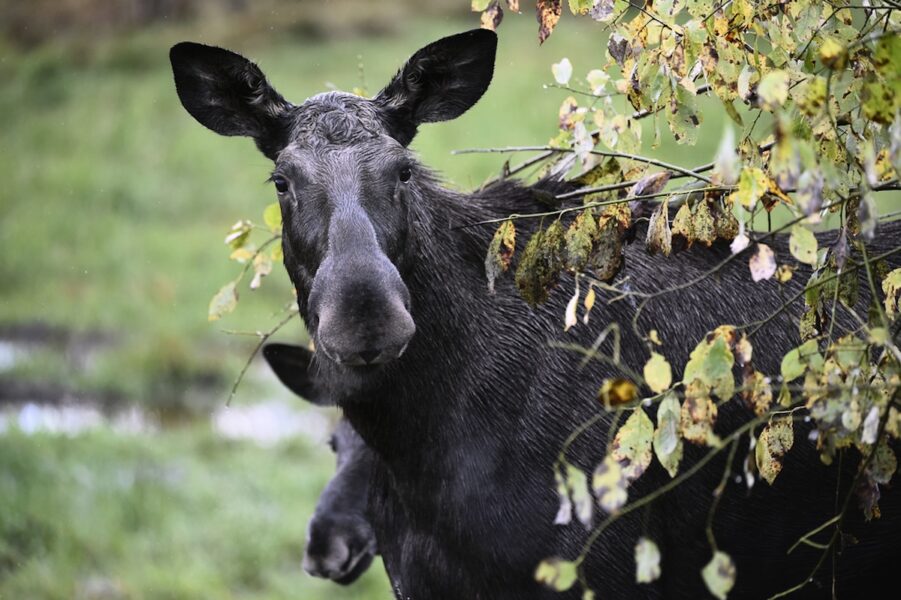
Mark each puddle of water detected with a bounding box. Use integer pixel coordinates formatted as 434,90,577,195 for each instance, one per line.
0,400,333,447
0,403,151,436
0,340,24,370
214,401,332,447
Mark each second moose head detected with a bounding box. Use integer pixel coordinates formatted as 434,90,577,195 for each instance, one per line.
171,31,497,371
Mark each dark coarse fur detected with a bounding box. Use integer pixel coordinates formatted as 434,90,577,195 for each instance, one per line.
345,177,901,599
170,31,901,599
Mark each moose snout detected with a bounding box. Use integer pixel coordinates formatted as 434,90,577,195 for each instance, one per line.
317,295,415,366
303,518,376,585
311,256,415,368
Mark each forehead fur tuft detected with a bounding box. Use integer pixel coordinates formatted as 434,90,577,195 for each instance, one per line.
291,92,388,147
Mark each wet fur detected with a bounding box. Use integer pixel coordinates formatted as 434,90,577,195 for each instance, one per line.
171,33,901,599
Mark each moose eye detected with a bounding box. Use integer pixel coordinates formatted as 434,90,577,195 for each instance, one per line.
272,175,289,194
398,167,412,183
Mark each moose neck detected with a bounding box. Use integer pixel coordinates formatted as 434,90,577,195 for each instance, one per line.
340,177,600,477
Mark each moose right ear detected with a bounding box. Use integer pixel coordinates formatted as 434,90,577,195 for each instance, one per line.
169,42,293,159
374,29,497,146
262,343,329,406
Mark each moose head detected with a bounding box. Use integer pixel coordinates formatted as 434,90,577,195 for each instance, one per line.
171,31,497,372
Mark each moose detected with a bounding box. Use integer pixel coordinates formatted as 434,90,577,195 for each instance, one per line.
261,343,378,585
171,30,900,598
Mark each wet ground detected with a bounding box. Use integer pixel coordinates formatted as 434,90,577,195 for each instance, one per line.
0,326,333,446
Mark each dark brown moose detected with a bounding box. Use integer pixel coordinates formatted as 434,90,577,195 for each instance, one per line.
171,30,900,599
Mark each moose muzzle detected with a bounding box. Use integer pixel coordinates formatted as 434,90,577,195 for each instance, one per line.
310,250,414,367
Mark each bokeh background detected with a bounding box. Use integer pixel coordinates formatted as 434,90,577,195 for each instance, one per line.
2,2,898,599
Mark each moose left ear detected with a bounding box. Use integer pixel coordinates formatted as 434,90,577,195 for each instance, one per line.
375,29,497,145
262,343,329,405
170,42,294,159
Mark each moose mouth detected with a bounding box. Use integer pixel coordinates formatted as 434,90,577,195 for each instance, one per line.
330,545,376,585
303,538,377,585
315,338,410,369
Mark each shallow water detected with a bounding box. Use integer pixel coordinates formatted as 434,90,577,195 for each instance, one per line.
0,399,333,446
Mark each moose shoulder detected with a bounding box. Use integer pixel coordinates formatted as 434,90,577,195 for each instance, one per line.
171,31,900,599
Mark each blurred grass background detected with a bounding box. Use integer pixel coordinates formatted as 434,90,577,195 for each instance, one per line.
0,1,898,599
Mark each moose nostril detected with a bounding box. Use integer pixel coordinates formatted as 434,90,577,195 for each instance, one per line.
358,350,380,364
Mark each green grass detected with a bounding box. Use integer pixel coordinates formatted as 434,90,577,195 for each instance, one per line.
0,425,393,600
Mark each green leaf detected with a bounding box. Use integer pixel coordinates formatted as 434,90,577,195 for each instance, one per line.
515,221,563,306
654,392,683,478
667,84,701,145
671,202,693,245
224,219,253,249
552,57,573,85
645,199,672,256
471,0,491,10
263,202,282,232
590,208,626,282
730,167,768,209
680,386,721,447
479,1,504,30
702,551,736,600
568,0,593,15
592,455,628,513
553,468,572,525
249,253,272,290
685,0,714,18
780,339,822,382
796,76,827,116
208,281,238,322
742,371,773,417
789,224,818,266
635,537,662,584
818,36,847,70
683,336,734,393
867,439,897,485
564,210,599,272
862,35,901,124
643,352,672,394
757,70,789,111
737,65,758,102
692,200,717,247
612,408,654,482
565,463,594,528
882,268,901,318
756,415,795,485
485,220,516,294
586,69,610,94
535,557,577,591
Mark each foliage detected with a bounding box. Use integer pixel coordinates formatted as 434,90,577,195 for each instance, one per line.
472,1,901,597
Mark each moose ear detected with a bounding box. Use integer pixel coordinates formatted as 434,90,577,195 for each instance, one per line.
262,343,330,406
170,42,293,159
375,29,497,145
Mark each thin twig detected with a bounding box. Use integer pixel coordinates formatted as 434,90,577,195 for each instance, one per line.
225,310,298,406
453,146,714,184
